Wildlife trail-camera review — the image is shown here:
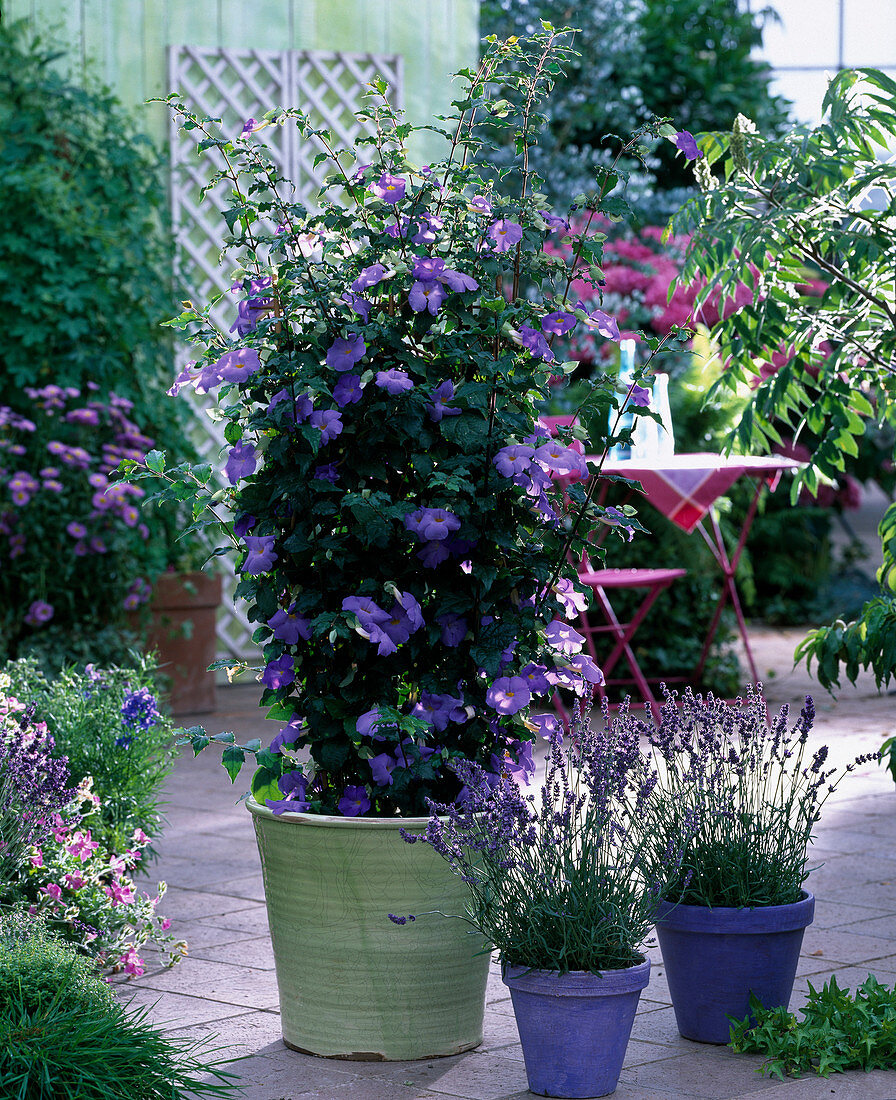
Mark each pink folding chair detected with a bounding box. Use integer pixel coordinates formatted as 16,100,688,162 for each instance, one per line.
539,415,684,722
556,562,686,724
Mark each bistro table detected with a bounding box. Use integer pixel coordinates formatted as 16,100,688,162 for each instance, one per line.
593,452,803,685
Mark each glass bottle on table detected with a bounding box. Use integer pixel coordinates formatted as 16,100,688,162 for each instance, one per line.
653,373,675,459
610,339,637,459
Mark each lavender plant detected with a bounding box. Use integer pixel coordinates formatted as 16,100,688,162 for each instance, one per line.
0,694,72,887
400,704,686,973
126,28,682,818
630,686,877,908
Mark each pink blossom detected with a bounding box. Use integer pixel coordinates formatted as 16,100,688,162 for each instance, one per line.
103,880,136,907
65,829,99,862
119,948,145,977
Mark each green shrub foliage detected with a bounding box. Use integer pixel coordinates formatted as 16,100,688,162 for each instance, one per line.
730,975,896,1079
0,20,187,455
672,69,896,689
480,0,790,206
0,915,236,1099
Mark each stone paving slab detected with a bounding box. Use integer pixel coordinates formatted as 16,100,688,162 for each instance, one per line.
114,628,896,1099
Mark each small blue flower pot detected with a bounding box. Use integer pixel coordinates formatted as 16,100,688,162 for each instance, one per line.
655,891,815,1043
502,959,650,1097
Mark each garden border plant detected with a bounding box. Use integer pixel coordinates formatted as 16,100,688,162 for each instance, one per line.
729,974,896,1079
0,912,236,1099
0,668,183,977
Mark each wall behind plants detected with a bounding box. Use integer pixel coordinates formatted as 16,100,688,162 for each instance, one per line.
4,0,479,166
756,0,896,125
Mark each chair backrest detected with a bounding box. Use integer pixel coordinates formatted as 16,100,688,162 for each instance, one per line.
539,414,579,438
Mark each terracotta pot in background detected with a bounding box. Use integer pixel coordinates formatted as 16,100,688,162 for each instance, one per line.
145,571,222,716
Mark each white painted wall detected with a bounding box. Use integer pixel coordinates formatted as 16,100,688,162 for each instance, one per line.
751,0,896,123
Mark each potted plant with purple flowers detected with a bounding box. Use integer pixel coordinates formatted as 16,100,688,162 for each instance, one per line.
626,685,877,1044
399,702,687,1098
126,27,680,1061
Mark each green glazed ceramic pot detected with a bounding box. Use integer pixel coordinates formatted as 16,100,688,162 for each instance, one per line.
247,797,490,1060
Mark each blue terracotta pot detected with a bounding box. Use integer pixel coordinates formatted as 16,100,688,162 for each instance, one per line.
655,891,815,1044
502,959,650,1097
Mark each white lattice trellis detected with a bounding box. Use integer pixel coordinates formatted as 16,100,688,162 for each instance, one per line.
167,44,403,658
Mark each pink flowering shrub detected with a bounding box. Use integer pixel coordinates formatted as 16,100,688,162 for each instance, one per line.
23,788,184,976
542,216,760,367
0,680,182,977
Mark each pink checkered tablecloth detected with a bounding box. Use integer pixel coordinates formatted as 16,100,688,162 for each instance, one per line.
597,453,802,533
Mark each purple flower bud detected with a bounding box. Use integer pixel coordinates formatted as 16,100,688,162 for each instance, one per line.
412,256,445,281
404,506,461,542
580,308,620,340
24,600,54,626
375,369,414,395
428,380,461,422
326,334,366,372
541,311,576,336
310,409,343,445
408,280,447,315
486,676,531,715
334,374,364,407
519,324,555,362
544,620,585,654
339,784,371,816
351,264,386,293
242,535,278,575
224,440,258,485
341,293,371,323
268,604,312,644
438,613,468,648
262,653,295,690
493,444,534,478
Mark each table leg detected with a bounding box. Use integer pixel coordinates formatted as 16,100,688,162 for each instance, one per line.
694,478,766,685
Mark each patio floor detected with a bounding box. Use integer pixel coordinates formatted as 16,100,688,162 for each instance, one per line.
114,627,896,1099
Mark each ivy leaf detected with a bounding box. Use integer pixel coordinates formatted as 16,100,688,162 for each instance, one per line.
221,745,246,782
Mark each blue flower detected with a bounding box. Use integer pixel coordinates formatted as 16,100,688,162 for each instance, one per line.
120,687,161,741
339,784,371,815
675,130,703,161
